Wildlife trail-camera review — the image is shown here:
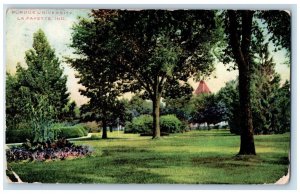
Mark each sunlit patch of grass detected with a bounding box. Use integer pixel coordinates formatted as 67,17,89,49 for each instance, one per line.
8,129,290,184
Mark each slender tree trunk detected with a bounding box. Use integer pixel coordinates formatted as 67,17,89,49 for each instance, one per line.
102,120,107,139
109,125,113,132
152,94,161,139
228,10,256,155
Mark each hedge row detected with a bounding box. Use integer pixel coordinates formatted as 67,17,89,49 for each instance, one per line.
6,129,34,144
53,124,88,139
6,124,89,143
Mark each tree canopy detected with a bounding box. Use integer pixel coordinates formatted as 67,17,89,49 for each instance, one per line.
6,29,70,142
68,10,220,138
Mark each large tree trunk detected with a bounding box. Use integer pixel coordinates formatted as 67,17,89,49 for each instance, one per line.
238,65,256,155
152,94,161,139
228,10,256,155
102,120,108,139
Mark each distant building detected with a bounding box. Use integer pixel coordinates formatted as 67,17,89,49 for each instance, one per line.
194,80,211,95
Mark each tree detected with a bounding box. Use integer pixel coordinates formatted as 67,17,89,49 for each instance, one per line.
222,10,290,155
218,73,290,135
70,10,218,139
162,80,194,122
251,43,280,134
190,94,227,128
67,16,126,139
61,101,79,123
217,80,241,134
271,81,290,134
6,73,22,131
127,95,153,118
6,29,70,142
18,29,70,120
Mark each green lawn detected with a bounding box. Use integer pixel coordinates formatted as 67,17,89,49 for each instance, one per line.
7,129,290,184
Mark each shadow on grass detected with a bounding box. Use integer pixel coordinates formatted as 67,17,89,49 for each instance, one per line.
114,168,170,183
101,147,150,157
185,130,237,137
191,154,263,169
261,156,290,166
71,137,132,142
10,154,171,183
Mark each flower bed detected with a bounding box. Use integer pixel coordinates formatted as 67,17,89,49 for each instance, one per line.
6,139,92,162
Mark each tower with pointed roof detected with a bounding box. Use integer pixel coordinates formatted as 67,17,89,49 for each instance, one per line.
194,80,211,95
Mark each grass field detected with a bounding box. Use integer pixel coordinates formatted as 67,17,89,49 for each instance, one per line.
7,129,290,184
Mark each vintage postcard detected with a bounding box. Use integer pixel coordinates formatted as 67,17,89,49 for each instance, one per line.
5,7,291,185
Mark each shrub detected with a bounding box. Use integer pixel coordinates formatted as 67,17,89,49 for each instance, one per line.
160,114,185,133
74,124,89,136
125,114,185,134
124,121,133,133
6,124,89,144
52,124,88,139
124,115,152,134
6,128,34,144
57,127,84,138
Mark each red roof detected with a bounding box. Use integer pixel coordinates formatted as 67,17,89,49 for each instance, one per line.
194,80,211,95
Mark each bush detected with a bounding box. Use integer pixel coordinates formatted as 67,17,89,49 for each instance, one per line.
125,114,185,134
160,114,185,133
52,124,88,139
57,127,84,138
6,128,34,144
78,124,89,136
124,115,152,134
6,124,89,143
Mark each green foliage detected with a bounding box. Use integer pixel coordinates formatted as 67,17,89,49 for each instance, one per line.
218,76,290,135
6,128,34,144
163,95,193,122
251,43,290,134
58,127,85,139
257,11,291,53
125,115,153,134
61,101,79,123
6,123,88,143
66,15,125,139
125,114,184,134
160,115,185,133
127,95,153,118
217,80,241,134
30,95,57,142
6,29,70,143
69,10,218,138
52,124,88,139
190,94,228,126
20,29,70,120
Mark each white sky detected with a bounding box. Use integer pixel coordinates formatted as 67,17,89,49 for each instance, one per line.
5,9,290,106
